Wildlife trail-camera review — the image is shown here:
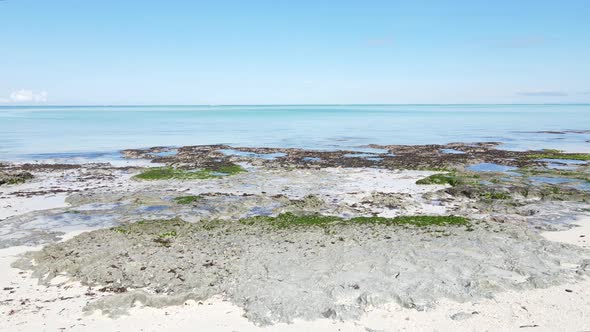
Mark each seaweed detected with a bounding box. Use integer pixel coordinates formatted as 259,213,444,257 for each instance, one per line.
526,153,590,161
173,195,202,205
134,165,246,181
479,192,511,200
416,173,460,186
240,212,469,228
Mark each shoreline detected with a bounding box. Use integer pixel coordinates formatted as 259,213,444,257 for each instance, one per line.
1,221,587,331
1,142,589,331
3,137,590,165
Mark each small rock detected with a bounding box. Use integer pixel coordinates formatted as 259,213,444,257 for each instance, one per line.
450,311,478,321
322,308,337,319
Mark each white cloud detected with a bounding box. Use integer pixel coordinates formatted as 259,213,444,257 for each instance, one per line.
0,89,48,103
9,89,48,102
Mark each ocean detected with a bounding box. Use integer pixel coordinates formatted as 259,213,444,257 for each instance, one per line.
1,104,589,161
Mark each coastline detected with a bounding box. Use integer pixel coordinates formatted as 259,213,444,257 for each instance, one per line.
0,142,589,331
1,219,588,331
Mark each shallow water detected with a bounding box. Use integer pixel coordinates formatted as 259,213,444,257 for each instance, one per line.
529,176,577,185
218,149,287,160
537,158,588,165
20,213,119,233
574,182,590,191
440,148,466,154
343,153,376,158
302,157,321,162
1,104,589,161
153,150,178,157
544,163,578,170
134,205,171,213
536,158,587,171
467,163,519,174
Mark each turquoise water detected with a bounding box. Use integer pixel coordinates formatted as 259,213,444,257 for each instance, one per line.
1,104,589,161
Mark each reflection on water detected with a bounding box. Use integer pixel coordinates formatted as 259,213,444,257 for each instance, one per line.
1,104,589,162
343,153,376,158
440,149,466,154
468,163,519,174
529,176,577,185
218,149,287,160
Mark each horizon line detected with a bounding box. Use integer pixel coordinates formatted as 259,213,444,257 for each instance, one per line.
2,103,590,108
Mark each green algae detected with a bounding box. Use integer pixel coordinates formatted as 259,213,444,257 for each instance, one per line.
112,219,188,234
416,173,480,187
215,164,248,175
0,171,33,186
158,231,177,238
134,165,246,181
541,149,563,154
119,214,470,232
517,168,590,182
479,192,511,200
5,178,28,185
113,214,469,237
416,173,461,186
526,153,590,161
134,168,213,180
241,212,469,229
112,227,130,234
350,215,469,227
242,213,342,228
173,195,202,205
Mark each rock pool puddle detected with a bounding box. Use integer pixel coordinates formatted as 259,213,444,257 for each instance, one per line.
468,163,520,175
343,153,376,158
218,149,287,160
440,149,466,154
75,202,125,211
530,176,577,185
20,213,119,232
134,205,174,214
302,157,321,162
0,209,122,248
153,149,178,157
343,153,390,161
0,200,179,248
537,158,587,170
529,176,590,191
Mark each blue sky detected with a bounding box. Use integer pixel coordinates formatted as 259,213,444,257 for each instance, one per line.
0,0,589,104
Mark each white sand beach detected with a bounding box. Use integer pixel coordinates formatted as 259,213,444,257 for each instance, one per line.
1,216,588,332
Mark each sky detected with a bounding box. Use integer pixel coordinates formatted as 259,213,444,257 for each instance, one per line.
0,0,589,105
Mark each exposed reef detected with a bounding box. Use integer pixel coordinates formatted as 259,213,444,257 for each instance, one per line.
133,165,246,180
122,142,590,170
14,216,589,325
3,141,590,325
0,171,33,186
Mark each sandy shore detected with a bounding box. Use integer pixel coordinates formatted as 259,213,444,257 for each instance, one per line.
1,218,588,332
1,144,589,331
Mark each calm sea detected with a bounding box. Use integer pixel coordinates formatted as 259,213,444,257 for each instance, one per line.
1,104,589,161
